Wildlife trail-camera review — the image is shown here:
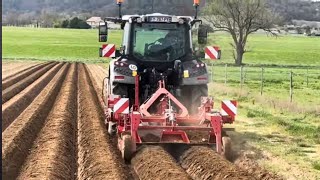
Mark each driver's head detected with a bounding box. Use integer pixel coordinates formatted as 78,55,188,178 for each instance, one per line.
165,31,177,39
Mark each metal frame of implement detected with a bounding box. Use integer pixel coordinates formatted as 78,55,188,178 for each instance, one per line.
105,75,237,158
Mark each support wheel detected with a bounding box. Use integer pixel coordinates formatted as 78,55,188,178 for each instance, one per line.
222,136,233,161
121,134,133,162
107,121,117,136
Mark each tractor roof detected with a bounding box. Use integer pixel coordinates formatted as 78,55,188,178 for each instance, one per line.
122,13,194,22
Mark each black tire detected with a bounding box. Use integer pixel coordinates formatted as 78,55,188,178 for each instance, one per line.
121,134,133,162
112,83,128,97
222,136,233,161
102,77,109,106
189,84,208,114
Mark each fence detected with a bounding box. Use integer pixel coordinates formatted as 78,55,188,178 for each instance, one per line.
208,64,320,103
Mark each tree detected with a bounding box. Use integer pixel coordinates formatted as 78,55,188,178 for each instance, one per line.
305,26,311,36
77,20,91,29
68,17,91,29
68,17,80,28
203,0,278,65
61,19,69,28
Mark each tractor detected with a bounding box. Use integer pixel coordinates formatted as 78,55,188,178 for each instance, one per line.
98,0,236,161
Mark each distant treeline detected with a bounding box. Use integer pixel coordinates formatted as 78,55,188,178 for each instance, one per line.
2,0,320,28
268,0,320,22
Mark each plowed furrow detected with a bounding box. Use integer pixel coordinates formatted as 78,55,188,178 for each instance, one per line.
2,62,58,104
2,62,52,89
2,64,69,180
2,61,42,76
18,63,78,180
132,146,191,180
77,63,128,180
2,62,44,81
179,146,255,180
86,64,107,105
2,63,64,132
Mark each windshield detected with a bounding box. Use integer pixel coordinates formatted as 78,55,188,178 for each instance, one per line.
132,23,188,61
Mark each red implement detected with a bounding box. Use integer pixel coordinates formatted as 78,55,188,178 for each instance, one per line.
105,75,237,161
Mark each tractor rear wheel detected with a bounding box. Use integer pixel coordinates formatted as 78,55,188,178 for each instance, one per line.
112,83,128,97
222,136,233,161
121,134,133,162
189,84,208,114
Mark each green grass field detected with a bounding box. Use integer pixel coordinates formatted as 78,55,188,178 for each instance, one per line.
209,32,320,66
2,26,320,66
209,65,320,107
2,27,121,62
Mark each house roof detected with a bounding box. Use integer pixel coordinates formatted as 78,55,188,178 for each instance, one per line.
86,17,103,22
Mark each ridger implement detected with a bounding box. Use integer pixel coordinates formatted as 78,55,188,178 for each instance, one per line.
105,75,237,160
99,0,236,161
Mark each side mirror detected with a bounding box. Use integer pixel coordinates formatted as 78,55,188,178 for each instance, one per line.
99,22,108,42
99,47,103,57
115,49,122,57
217,50,222,59
198,25,208,44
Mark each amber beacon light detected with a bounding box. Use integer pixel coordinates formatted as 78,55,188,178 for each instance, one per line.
194,0,200,19
116,0,124,18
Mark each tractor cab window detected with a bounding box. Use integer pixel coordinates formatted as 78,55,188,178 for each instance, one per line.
132,23,188,61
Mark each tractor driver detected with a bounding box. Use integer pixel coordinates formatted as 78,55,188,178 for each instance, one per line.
146,30,181,60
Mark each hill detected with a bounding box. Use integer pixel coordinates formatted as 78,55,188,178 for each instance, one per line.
2,0,319,27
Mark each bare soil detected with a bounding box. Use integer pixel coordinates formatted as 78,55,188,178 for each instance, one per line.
2,63,69,180
2,63,63,132
77,64,128,179
2,62,41,80
2,62,58,104
132,146,191,180
2,61,278,180
18,63,78,179
179,146,256,180
2,62,52,89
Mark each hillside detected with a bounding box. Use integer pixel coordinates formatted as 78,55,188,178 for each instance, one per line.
2,0,319,26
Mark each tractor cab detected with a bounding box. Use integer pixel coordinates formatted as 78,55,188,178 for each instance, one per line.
99,13,208,61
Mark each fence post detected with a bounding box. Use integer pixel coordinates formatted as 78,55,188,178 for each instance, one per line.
260,67,264,95
240,66,244,89
224,64,228,85
290,71,293,102
211,62,214,83
306,68,309,87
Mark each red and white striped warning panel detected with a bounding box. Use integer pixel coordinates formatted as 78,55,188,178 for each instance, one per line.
205,46,220,60
113,98,129,114
221,100,237,117
102,44,116,58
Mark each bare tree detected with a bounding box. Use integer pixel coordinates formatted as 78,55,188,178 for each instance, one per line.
203,0,278,65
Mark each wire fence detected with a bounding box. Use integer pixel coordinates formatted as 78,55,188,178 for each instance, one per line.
207,64,320,103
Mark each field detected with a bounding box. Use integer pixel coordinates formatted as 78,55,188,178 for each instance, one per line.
2,27,120,62
2,26,320,179
1,62,278,179
2,26,320,65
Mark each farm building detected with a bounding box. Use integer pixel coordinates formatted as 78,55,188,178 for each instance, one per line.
86,16,120,29
86,17,103,28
